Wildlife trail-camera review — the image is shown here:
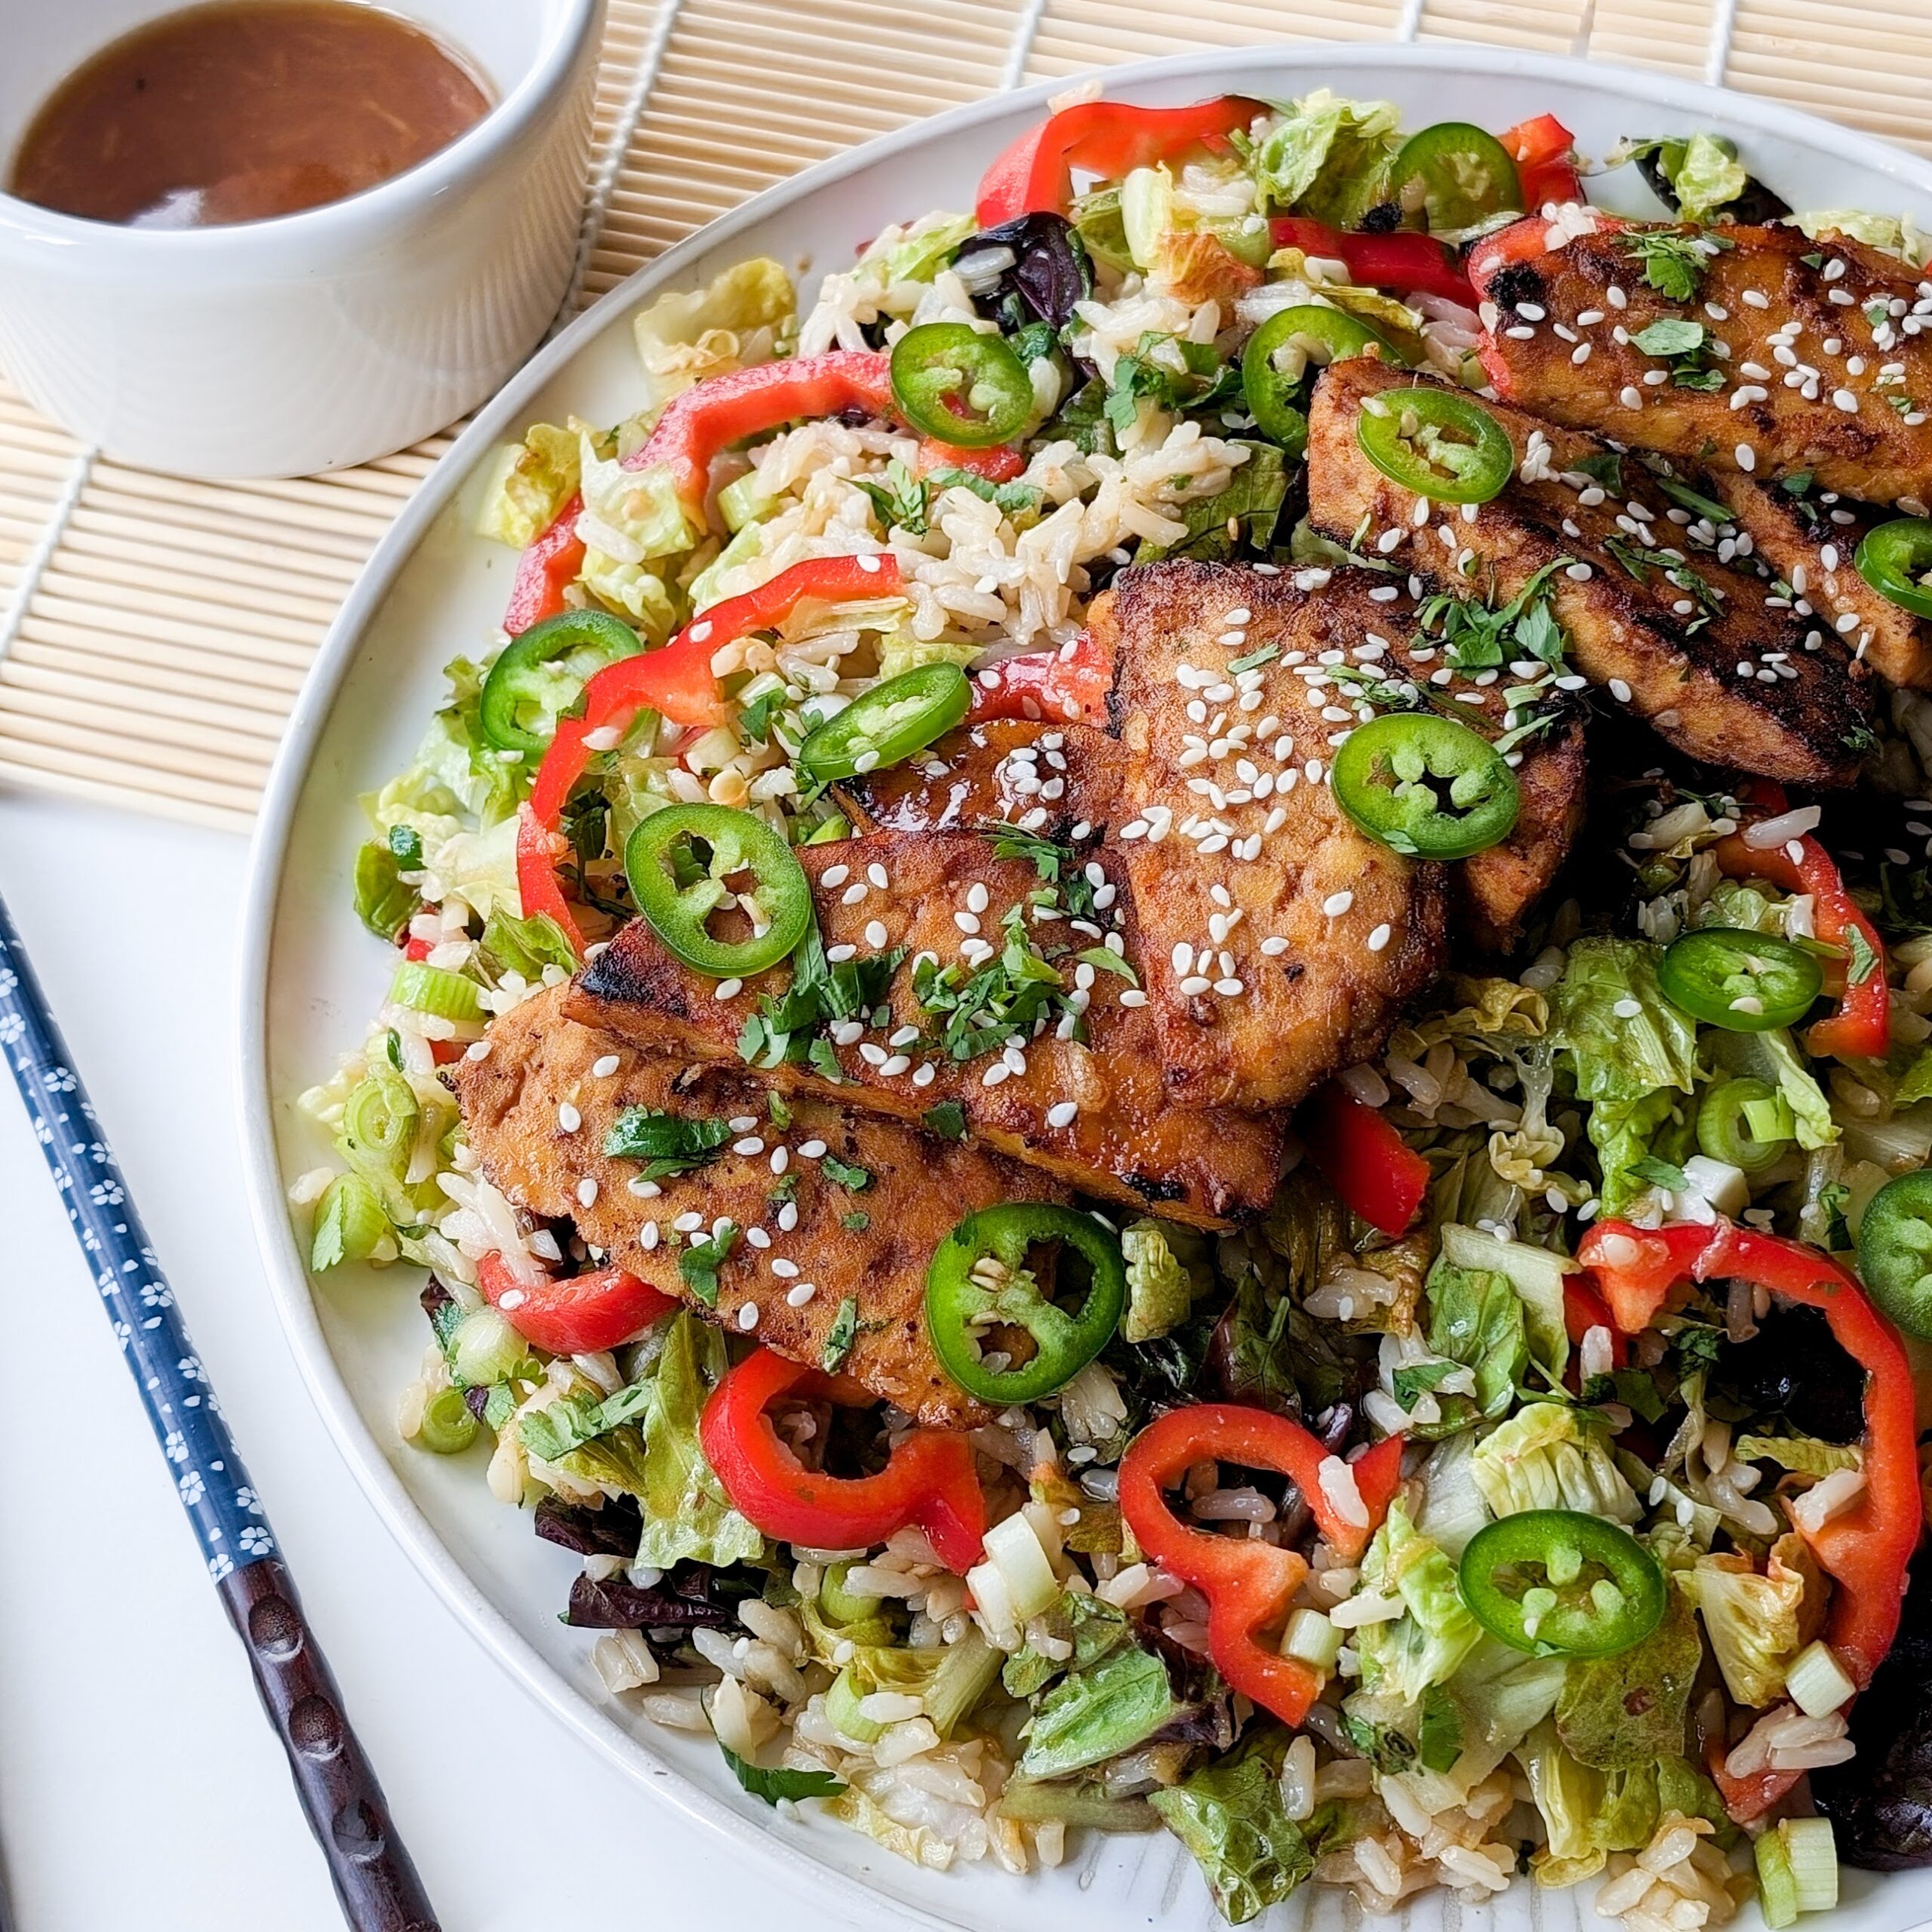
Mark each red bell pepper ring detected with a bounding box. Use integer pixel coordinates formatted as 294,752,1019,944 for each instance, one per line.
700,1348,986,1572
623,352,895,518
502,493,587,638
1577,1214,1920,1818
975,95,1260,227
1576,1220,1712,1334
968,629,1115,725
518,552,906,958
1301,1084,1432,1237
1713,786,1890,1061
1497,113,1583,211
476,1252,678,1356
1118,1404,1403,1727
1267,217,1475,307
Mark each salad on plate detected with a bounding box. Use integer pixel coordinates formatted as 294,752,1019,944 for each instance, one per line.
290,82,1932,1926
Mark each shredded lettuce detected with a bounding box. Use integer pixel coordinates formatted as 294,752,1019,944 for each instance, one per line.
1441,1638,1567,1782
1734,1432,1862,1477
1252,91,1402,229
1549,938,1699,1104
881,212,977,283
1002,1589,1131,1699
632,257,796,411
1589,1088,1694,1220
579,549,679,639
578,433,694,566
843,1629,1001,1739
1629,134,1749,223
1137,443,1287,564
1471,1404,1641,1523
1149,1729,1316,1926
405,665,520,827
1786,208,1932,268
1121,1219,1210,1343
1351,1504,1484,1703
476,422,581,551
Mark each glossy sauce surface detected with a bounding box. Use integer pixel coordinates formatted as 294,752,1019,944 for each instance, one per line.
8,1,491,227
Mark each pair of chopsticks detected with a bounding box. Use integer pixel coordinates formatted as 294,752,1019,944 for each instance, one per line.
0,890,438,1932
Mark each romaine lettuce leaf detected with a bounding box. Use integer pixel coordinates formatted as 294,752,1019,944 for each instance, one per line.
1420,1257,1527,1429
1549,937,1699,1103
1471,1404,1641,1523
1137,443,1286,564
1019,1641,1179,1778
578,548,678,640
1002,1589,1131,1698
1149,1729,1315,1926
1786,208,1932,268
1515,1720,1661,1884
1253,92,1403,228
1588,1088,1693,1220
1679,1538,1820,1706
578,433,694,565
589,1313,764,1569
1626,134,1749,223
1352,1504,1484,1703
1555,1587,1701,1768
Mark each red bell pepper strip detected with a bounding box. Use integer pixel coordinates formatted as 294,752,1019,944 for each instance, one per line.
700,1348,986,1571
1118,1404,1403,1727
1301,1084,1431,1237
476,1253,678,1356
975,96,1260,226
1267,217,1475,306
503,493,587,637
1561,1275,1629,1370
918,437,1026,482
518,553,906,958
1497,113,1583,210
624,352,894,518
968,630,1114,725
1713,786,1890,1061
1576,1214,1921,1820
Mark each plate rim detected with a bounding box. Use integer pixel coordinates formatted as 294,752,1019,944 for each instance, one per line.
235,40,1932,1930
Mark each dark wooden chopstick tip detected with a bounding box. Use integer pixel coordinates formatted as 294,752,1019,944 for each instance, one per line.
220,1561,442,1932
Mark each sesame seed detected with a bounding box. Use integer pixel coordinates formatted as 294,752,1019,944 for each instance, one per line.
771,1257,800,1278
1366,925,1392,952
864,920,888,949
498,1288,527,1311
1734,444,1756,472
1180,974,1212,996
1833,388,1859,413
715,978,743,1001
983,1063,1011,1088
674,1211,703,1233
557,1103,581,1134
1572,342,1592,365
626,1177,661,1199
592,1054,620,1078
1046,1101,1079,1128
1741,288,1770,309
954,911,980,935
733,1137,765,1156
1566,562,1592,581
1609,678,1633,703
777,1202,799,1232
1260,936,1289,956
826,943,856,963
736,1303,759,1331
1613,998,1643,1020
464,1039,492,1063
771,1147,789,1175
746,1226,771,1250
576,1177,598,1207
786,1283,816,1307
912,1062,937,1085
1619,386,1644,410
1322,891,1354,917
640,1222,660,1251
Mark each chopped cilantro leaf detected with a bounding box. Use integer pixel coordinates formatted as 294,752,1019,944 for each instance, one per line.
678,1222,740,1307
603,1109,734,1181
821,1154,872,1191
822,1296,860,1371
923,1101,968,1140
717,1740,845,1806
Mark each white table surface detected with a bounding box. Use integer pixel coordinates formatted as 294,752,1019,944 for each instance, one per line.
0,790,854,1932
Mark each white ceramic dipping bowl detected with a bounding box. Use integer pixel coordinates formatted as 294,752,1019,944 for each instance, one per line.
0,0,605,478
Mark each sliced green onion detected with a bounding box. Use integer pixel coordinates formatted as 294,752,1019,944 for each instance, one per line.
309,1173,388,1271
1783,1817,1839,1915
824,1667,887,1743
976,1512,1060,1624
1697,1077,1795,1174
1784,1639,1856,1718
338,1067,420,1181
818,1561,879,1628
417,1386,479,1455
389,961,485,1026
921,1627,1002,1738
448,1306,534,1388
1755,1819,1799,1930
1282,1607,1343,1670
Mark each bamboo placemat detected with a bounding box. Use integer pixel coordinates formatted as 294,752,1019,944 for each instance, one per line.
0,0,1924,830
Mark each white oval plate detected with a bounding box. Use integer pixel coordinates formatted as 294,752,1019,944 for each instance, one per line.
240,45,1932,1932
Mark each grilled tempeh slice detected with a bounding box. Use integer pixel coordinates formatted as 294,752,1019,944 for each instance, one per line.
1469,216,1932,505
1711,472,1932,689
454,987,1067,1427
1091,561,1450,1112
569,830,1287,1228
1306,358,1875,786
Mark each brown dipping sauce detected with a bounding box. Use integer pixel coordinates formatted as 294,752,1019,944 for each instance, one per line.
8,1,493,228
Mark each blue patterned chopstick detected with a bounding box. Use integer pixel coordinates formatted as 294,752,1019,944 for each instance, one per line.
0,890,438,1932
